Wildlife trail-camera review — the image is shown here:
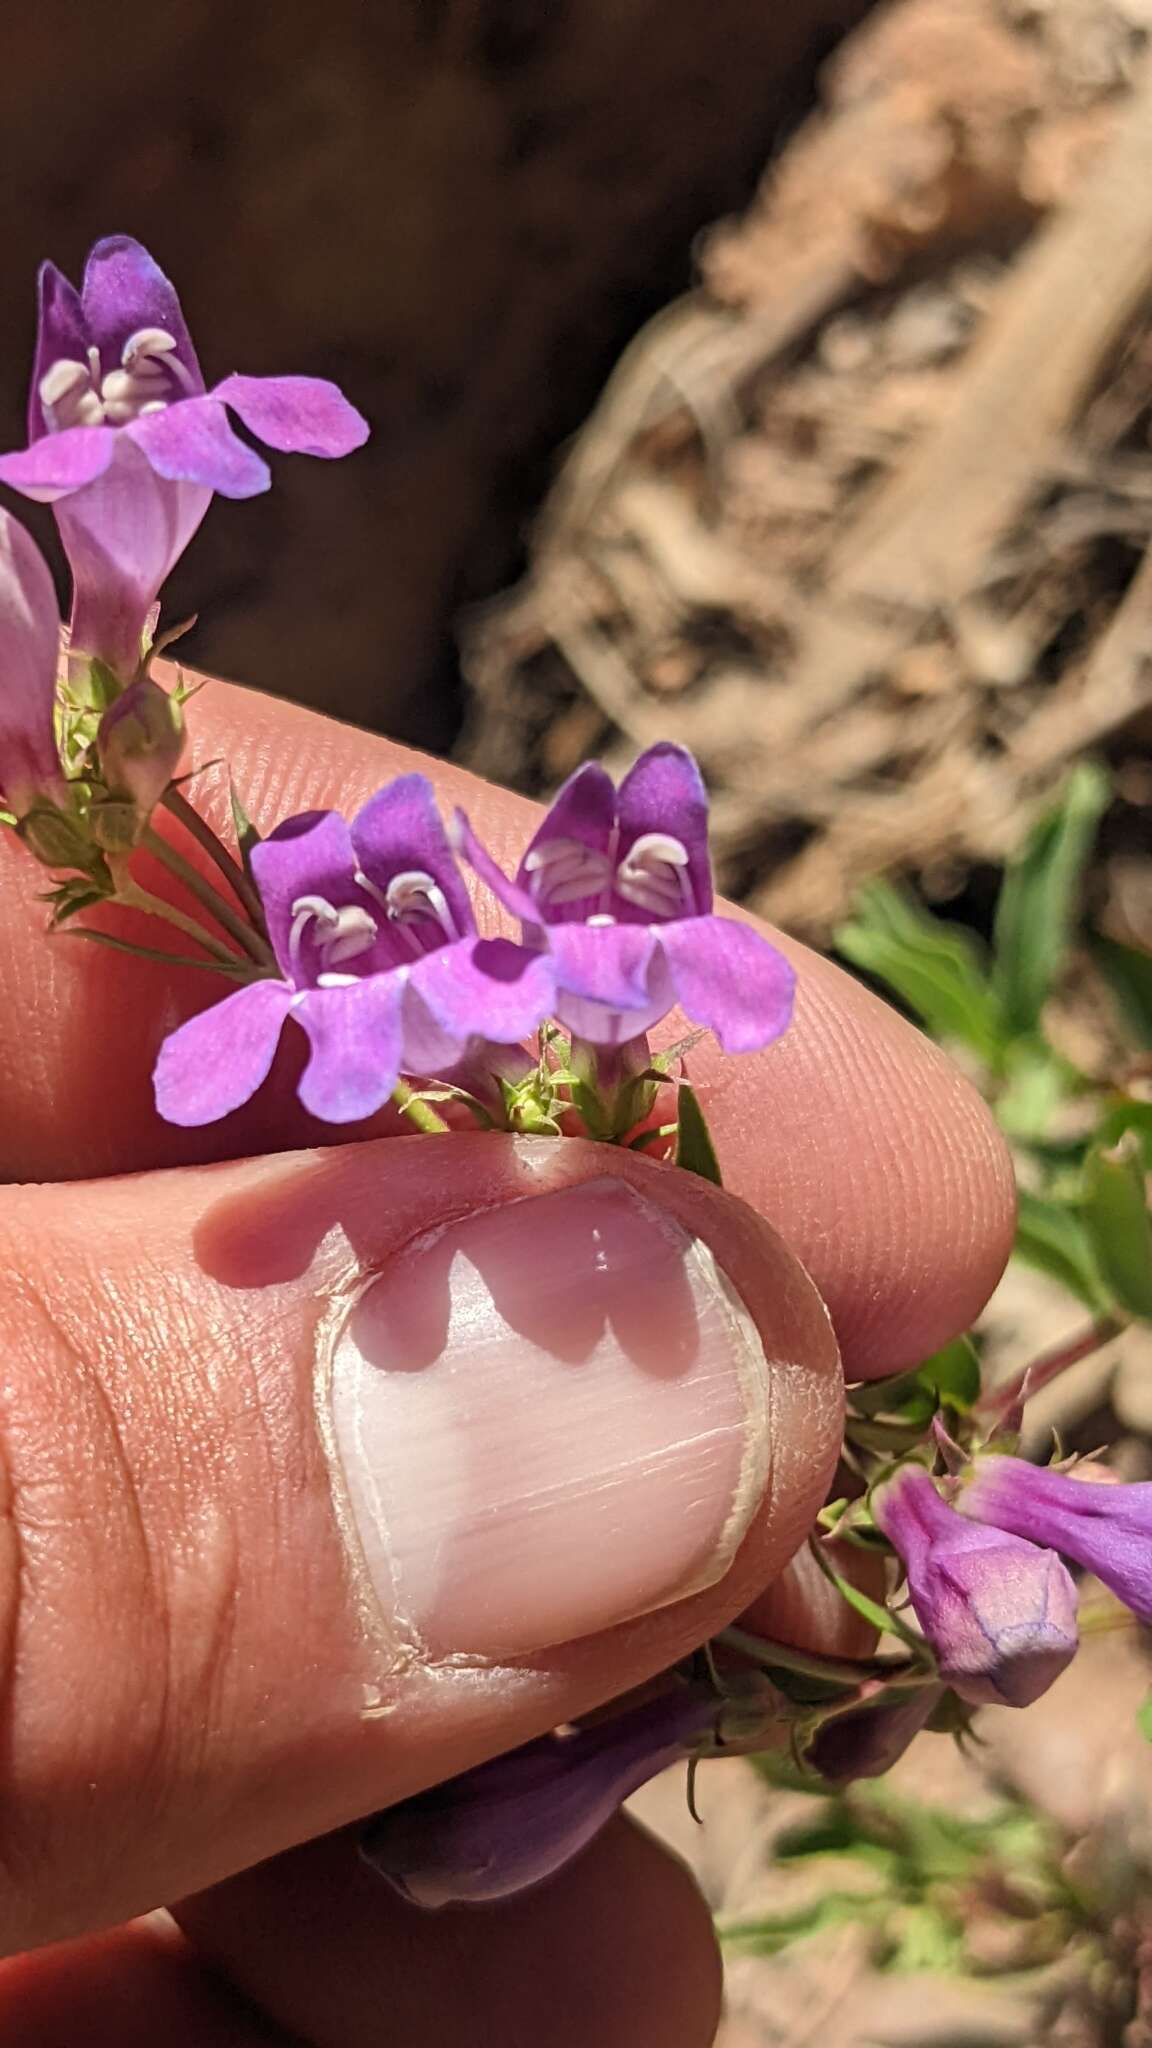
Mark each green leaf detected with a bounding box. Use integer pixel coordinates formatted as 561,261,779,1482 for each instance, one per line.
834,881,1003,1064
1093,934,1152,1050
721,1891,883,1956
229,778,262,870
1099,1097,1152,1169
915,1336,982,1414
674,1083,723,1185
1081,1133,1152,1321
991,761,1110,1038
1014,1187,1111,1312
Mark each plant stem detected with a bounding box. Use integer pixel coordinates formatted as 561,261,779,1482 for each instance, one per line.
162,785,266,928
392,1082,452,1134
978,1316,1125,1423
144,828,274,966
112,879,251,968
716,1626,922,1691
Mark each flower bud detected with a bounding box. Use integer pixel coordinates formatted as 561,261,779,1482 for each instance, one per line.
874,1464,1078,1708
361,1685,720,1909
97,677,184,818
806,1683,944,1783
18,801,100,874
958,1453,1152,1625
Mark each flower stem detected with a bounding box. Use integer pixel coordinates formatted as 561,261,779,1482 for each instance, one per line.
978,1316,1125,1424
143,828,274,967
716,1626,922,1691
111,877,253,968
392,1082,452,1134
161,785,267,928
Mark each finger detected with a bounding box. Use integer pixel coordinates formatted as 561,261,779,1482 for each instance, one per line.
0,1135,840,1951
175,1816,722,2048
0,1918,285,2047
0,675,1014,1374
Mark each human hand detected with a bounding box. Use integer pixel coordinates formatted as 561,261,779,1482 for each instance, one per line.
0,676,1014,2047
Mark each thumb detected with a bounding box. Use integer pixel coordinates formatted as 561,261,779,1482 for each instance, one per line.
0,1133,840,1953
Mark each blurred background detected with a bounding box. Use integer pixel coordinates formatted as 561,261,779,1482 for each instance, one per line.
7,0,1152,2040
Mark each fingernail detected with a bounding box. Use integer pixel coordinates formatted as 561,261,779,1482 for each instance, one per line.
325,1177,771,1662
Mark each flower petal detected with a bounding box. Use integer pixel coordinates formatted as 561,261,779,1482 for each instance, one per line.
0,425,117,501
656,915,795,1053
128,396,271,497
28,261,88,441
58,436,211,678
153,980,293,1126
0,509,66,815
408,935,554,1045
212,373,369,458
515,761,618,921
352,775,474,941
616,743,712,917
295,978,404,1122
80,236,203,391
250,810,360,977
453,810,542,928
549,921,657,1008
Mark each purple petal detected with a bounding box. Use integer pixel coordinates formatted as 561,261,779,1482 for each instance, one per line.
80,236,203,391
656,916,795,1054
0,509,66,815
57,436,211,678
153,980,293,1126
408,935,554,1044
0,425,116,501
549,921,657,1008
398,978,471,1079
28,261,88,441
616,743,712,917
128,397,271,498
453,810,543,928
352,776,474,942
960,1456,1152,1626
212,373,369,458
250,810,360,979
295,978,404,1122
515,762,618,921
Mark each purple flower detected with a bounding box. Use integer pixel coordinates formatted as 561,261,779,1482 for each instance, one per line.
959,1454,1152,1626
0,236,368,678
457,744,796,1051
0,507,65,818
874,1464,1078,1708
362,1685,719,1909
806,1683,944,1782
153,775,552,1126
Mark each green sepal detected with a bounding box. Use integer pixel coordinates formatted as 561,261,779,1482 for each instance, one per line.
229,778,262,873
1081,1132,1152,1321
673,1082,722,1185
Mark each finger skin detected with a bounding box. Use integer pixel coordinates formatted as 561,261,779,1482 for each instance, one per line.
0,1137,841,1952
0,674,1015,1375
0,1917,284,2047
176,1815,723,2048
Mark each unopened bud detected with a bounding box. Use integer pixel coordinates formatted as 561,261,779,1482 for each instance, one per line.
874,1463,1078,1708
806,1683,944,1782
18,802,99,873
97,678,184,817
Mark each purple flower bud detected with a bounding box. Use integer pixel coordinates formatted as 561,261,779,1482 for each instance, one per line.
806,1683,944,1782
0,506,65,819
362,1686,720,1909
97,676,184,817
873,1465,1078,1707
958,1454,1152,1625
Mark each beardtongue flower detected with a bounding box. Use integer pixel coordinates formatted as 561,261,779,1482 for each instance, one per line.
456,743,796,1051
153,774,552,1126
0,506,66,819
0,235,369,680
958,1454,1152,1625
362,1684,721,1909
873,1464,1079,1708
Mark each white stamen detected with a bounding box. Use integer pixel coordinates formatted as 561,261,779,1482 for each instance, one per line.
586,912,617,927
355,867,458,956
615,832,693,919
524,835,615,907
38,324,193,432
288,894,379,980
